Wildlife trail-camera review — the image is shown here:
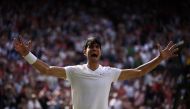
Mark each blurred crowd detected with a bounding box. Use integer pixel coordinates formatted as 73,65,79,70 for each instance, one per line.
0,0,190,109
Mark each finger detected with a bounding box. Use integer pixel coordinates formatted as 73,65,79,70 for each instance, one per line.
13,38,19,45
18,35,24,44
13,39,20,50
172,48,179,53
169,44,177,51
166,41,173,49
27,40,32,50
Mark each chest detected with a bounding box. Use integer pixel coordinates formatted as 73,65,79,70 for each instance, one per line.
70,69,113,90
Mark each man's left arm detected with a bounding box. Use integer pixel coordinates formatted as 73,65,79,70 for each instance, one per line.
118,41,179,80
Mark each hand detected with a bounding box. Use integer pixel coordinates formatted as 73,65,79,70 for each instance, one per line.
13,35,32,56
157,41,179,60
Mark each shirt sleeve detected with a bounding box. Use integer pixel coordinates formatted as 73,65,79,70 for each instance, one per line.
108,67,122,82
64,66,75,81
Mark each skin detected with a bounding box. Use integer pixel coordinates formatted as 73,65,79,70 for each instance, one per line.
14,35,179,80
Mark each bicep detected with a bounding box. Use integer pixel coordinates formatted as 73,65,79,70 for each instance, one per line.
118,69,142,80
47,66,67,79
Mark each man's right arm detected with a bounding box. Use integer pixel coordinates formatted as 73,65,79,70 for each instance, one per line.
32,59,66,79
13,36,67,79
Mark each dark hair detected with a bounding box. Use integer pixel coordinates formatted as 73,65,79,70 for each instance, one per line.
83,36,101,50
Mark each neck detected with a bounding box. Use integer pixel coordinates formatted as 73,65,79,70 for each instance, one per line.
87,61,99,71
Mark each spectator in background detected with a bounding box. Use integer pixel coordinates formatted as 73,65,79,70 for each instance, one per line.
27,93,42,109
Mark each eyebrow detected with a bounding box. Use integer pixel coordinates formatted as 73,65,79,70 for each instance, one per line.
88,43,100,47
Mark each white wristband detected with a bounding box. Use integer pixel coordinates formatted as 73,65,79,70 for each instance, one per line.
24,52,37,64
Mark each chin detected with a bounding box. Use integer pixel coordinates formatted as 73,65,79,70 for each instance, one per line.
90,57,99,62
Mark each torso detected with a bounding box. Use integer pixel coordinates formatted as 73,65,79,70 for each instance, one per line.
65,64,121,109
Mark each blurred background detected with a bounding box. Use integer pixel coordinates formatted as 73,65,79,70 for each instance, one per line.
0,0,190,109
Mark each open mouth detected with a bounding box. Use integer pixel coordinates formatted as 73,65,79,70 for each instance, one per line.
91,54,98,57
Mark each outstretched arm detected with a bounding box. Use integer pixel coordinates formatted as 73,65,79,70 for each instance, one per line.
118,41,179,80
14,36,66,79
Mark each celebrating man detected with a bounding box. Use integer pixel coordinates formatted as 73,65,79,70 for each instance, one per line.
14,35,179,109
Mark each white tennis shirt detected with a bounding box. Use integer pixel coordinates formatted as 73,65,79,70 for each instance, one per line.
65,64,121,109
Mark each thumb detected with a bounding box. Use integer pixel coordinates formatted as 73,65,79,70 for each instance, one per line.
27,40,32,50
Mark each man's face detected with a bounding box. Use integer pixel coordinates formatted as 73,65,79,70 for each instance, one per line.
83,43,101,62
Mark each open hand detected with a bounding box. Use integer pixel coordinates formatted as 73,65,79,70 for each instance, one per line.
158,41,179,60
13,35,32,56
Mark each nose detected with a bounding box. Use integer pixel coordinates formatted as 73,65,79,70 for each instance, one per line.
92,46,99,51
92,46,97,50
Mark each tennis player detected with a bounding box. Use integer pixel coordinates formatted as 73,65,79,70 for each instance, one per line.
14,36,179,109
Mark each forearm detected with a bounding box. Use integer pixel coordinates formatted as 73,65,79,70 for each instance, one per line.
136,55,163,76
32,59,50,75
119,41,178,80
22,52,52,75
24,53,66,78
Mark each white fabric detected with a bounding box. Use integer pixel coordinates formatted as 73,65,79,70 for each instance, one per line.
24,52,37,64
65,64,121,109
